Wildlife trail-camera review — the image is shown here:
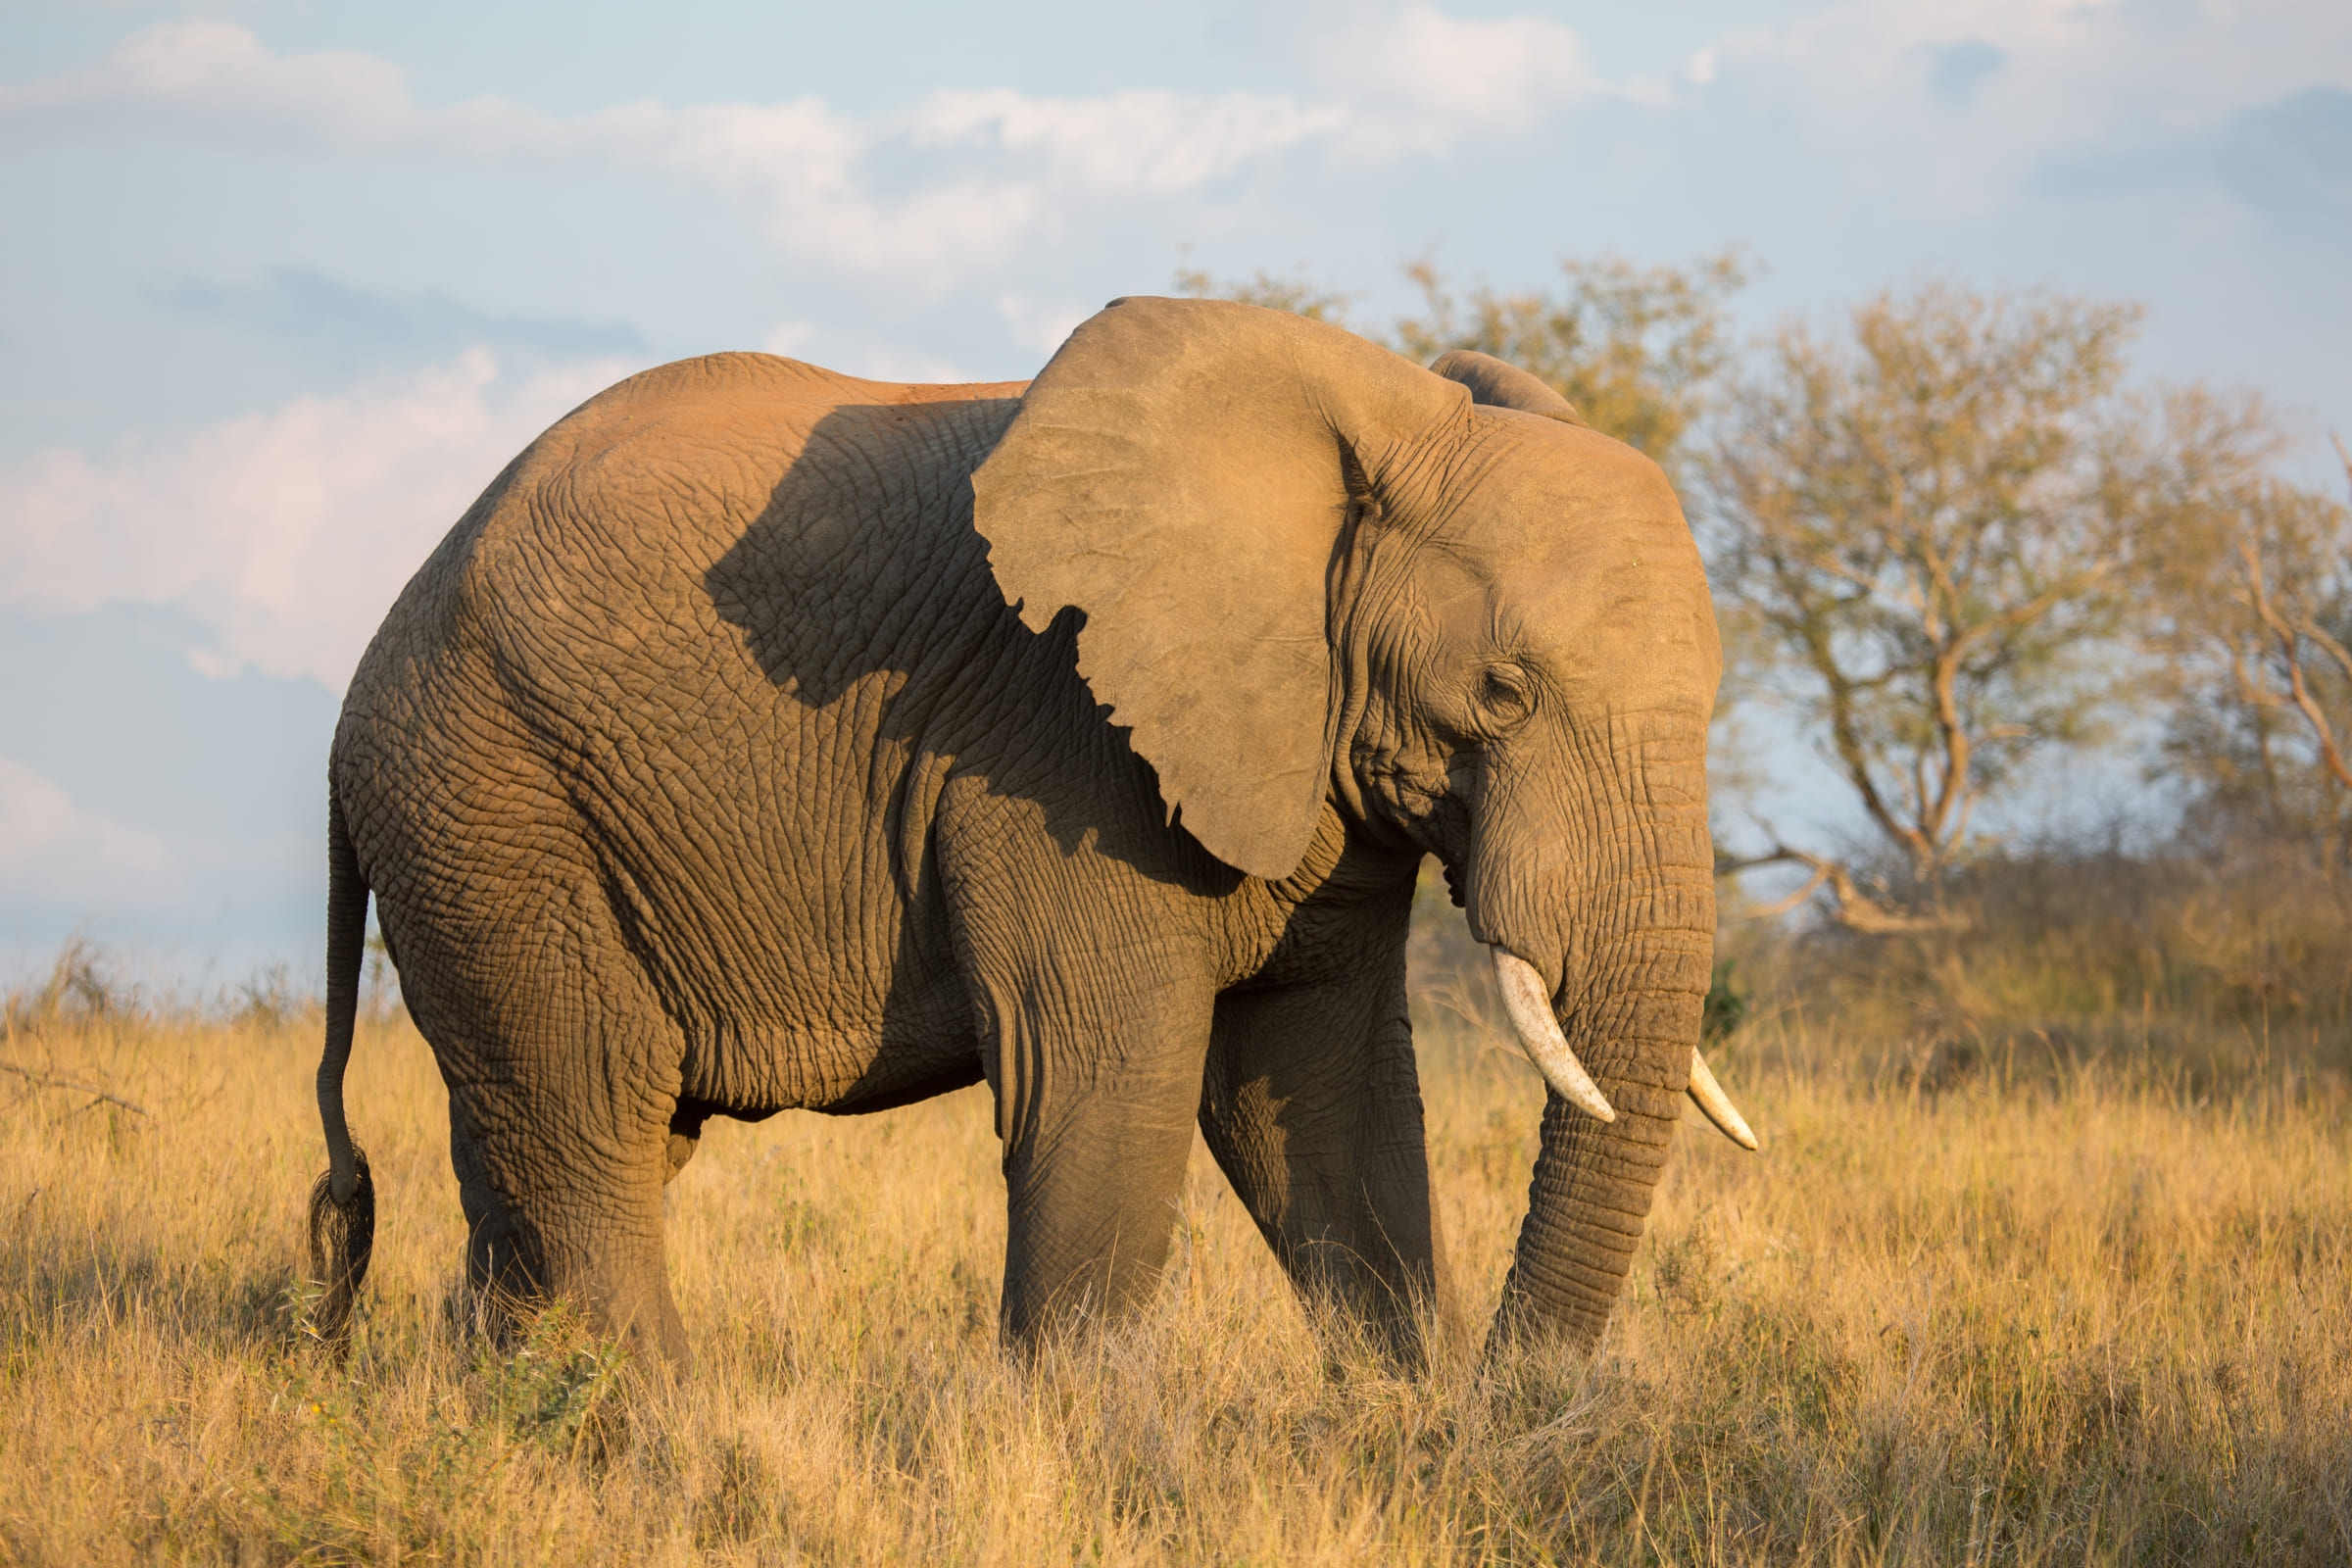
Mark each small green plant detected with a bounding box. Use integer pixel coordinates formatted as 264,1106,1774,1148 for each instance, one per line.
280,1272,333,1352
477,1304,632,1464
1701,956,1748,1045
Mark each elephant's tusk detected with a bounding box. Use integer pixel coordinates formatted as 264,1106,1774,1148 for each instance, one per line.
1489,948,1615,1123
1687,1049,1759,1151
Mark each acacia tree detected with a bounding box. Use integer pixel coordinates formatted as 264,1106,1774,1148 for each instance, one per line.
1389,251,1748,482
1175,252,1747,482
2148,416,2352,855
1170,266,1357,325
1703,284,2159,926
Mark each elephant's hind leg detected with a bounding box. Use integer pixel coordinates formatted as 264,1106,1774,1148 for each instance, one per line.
394,895,695,1371
443,1033,691,1369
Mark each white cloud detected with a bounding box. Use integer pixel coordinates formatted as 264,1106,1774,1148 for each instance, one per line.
1322,2,1600,154
8,6,2343,284
912,88,1345,190
760,320,818,359
0,14,1625,284
0,349,624,692
0,23,1014,275
0,23,1285,279
0,757,195,907
0,19,430,144
995,294,1092,359
1695,0,2352,208
590,102,1042,277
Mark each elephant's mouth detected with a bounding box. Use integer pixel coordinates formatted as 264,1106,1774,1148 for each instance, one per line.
1344,737,1471,856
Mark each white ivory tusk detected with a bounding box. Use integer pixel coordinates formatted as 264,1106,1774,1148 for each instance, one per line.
1687,1049,1760,1151
1489,948,1615,1123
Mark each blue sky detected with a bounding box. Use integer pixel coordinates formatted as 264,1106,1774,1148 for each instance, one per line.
2,0,2348,980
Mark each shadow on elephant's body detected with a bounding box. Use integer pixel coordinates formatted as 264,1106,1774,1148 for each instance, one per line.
698,392,1238,1118
704,394,1198,867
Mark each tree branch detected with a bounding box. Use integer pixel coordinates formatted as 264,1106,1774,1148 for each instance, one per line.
0,1060,148,1116
2237,534,2352,794
1716,841,1956,933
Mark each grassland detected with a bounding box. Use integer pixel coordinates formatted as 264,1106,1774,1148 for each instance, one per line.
1,900,2347,1565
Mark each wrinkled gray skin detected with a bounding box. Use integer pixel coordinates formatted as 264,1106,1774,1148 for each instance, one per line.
315,298,1719,1370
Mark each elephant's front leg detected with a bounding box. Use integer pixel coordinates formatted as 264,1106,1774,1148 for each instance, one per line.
938,770,1226,1345
985,963,1218,1345
1199,964,1455,1363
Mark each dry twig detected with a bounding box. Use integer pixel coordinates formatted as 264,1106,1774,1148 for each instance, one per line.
0,1060,149,1116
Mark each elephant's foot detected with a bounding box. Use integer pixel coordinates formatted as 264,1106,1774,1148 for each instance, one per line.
448,1102,691,1372
456,1216,689,1374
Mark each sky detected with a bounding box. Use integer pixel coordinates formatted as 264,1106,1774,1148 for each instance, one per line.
2,0,2348,984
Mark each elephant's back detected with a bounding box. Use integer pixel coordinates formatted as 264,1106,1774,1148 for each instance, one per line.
438,352,1030,733
349,351,1028,724
487,351,1028,579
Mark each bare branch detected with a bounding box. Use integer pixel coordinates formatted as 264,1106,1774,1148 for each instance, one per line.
0,1060,149,1117
1716,841,1957,933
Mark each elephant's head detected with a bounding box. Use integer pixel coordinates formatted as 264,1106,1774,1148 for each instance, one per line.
972,297,1753,1351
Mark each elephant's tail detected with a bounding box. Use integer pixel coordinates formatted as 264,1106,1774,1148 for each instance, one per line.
308,784,375,1352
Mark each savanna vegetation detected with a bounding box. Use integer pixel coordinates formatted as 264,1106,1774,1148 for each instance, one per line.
2,887,2346,1565
2,260,2346,1563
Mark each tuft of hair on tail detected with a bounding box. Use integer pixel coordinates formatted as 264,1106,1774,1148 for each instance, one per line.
308,1146,376,1352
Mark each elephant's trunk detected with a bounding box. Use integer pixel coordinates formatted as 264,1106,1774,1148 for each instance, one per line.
1491,922,1713,1349
1469,738,1717,1352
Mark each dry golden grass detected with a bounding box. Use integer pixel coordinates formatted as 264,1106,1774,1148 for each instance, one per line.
2,938,2347,1565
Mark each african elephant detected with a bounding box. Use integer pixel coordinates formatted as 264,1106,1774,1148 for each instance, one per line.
306,296,1754,1372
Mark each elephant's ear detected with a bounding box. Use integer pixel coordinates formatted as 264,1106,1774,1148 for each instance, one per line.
1429,350,1589,426
973,296,1471,880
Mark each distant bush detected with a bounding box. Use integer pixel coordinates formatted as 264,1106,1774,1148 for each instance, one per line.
0,940,406,1040
1,938,136,1034
1718,839,2352,1098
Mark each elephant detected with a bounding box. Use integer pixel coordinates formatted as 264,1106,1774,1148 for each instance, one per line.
305,296,1755,1372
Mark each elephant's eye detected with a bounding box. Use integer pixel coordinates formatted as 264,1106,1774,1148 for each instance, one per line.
1477,663,1535,727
